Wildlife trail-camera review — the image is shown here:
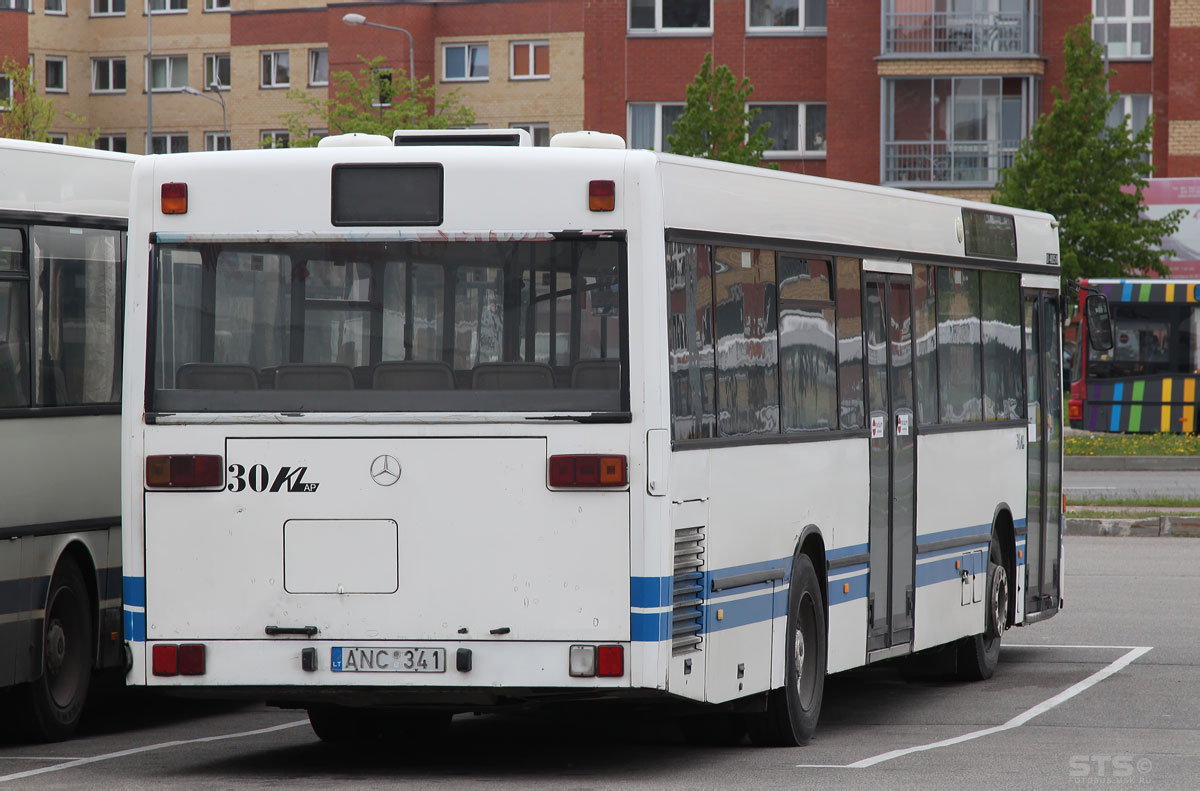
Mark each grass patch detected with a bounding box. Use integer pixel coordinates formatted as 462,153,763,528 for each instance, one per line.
1064,432,1200,456
1066,509,1200,519
1067,495,1200,508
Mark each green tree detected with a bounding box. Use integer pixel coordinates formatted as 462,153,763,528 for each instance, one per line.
278,55,475,147
0,57,97,146
992,20,1183,280
666,52,772,167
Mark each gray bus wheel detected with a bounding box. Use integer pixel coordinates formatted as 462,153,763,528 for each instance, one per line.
19,557,94,742
956,535,1007,681
748,552,826,746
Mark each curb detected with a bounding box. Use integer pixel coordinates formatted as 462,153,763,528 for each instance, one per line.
1065,515,1200,537
1064,455,1200,471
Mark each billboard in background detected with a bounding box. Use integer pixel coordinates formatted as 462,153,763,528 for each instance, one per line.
1143,178,1200,277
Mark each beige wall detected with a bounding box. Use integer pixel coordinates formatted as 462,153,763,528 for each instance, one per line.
434,31,584,137
877,58,1045,77
229,41,326,150
1171,0,1200,26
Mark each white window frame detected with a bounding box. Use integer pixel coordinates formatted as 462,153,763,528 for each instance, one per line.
745,0,826,34
308,49,328,87
44,0,65,15
260,129,290,149
91,0,124,16
44,56,66,93
627,102,685,152
204,132,231,151
628,0,714,35
147,0,186,13
1092,0,1152,60
509,40,549,80
1108,93,1152,161
92,57,126,93
149,132,188,154
204,53,230,91
260,50,290,89
442,43,489,82
47,133,67,145
510,122,550,146
749,101,826,157
147,54,187,92
95,134,127,152
203,0,229,11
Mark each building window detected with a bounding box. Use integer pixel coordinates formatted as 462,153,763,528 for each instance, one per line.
205,132,230,151
749,103,826,156
148,0,186,12
1107,93,1152,162
309,49,328,87
630,0,712,32
204,0,228,10
92,58,125,93
883,76,1032,186
261,51,289,89
95,135,127,152
204,53,230,90
883,0,1035,55
45,0,64,14
510,122,550,146
1093,0,1151,59
148,55,187,91
0,73,12,111
92,0,124,15
629,103,685,151
510,41,549,79
45,57,66,93
746,0,826,32
150,133,188,154
371,69,393,108
260,130,289,149
443,43,488,81
47,133,68,145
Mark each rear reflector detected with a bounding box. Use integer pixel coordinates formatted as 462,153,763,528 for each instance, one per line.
146,455,224,489
588,180,615,212
152,644,178,676
161,182,188,214
179,644,206,676
549,455,627,488
597,645,624,677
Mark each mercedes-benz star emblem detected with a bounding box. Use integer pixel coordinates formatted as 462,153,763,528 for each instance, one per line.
370,454,401,486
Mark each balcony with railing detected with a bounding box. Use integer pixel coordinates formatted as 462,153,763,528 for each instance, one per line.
883,10,1037,56
883,140,1019,187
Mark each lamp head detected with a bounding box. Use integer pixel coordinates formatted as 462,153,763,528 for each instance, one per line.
342,12,366,25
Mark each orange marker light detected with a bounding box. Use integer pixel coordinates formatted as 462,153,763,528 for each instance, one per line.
161,182,188,214
588,180,615,212
843,583,850,594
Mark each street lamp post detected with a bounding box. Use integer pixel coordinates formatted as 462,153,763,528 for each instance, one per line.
342,12,415,84
182,84,229,150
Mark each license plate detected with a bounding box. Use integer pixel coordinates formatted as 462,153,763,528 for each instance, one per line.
331,647,447,673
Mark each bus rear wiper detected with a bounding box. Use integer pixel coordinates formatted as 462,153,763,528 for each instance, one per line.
525,412,632,424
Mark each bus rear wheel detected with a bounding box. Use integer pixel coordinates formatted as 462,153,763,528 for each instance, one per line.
956,535,1007,681
18,557,94,742
748,552,826,747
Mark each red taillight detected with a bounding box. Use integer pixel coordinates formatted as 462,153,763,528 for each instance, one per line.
597,645,624,677
146,455,224,488
1068,400,1083,421
152,644,178,676
548,454,627,488
588,180,615,212
179,644,206,675
161,182,188,214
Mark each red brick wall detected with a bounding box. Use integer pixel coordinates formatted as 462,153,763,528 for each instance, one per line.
231,8,327,47
325,4,437,81
825,0,879,184
0,9,29,69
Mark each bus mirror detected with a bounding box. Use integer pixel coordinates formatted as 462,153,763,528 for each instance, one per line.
1085,293,1114,353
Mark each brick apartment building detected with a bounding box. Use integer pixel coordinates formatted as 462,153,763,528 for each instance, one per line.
0,0,1197,198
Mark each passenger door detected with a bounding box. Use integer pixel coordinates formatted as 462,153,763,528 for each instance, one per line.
1024,290,1063,616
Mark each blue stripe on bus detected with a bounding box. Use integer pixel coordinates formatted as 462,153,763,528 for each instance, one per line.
630,576,671,609
916,523,991,548
124,609,146,642
827,543,869,561
0,576,50,618
1110,382,1125,431
630,611,670,642
1121,281,1133,301
123,576,146,608
827,571,868,606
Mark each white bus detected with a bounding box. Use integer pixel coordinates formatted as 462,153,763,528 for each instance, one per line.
1,139,135,741
121,131,1094,745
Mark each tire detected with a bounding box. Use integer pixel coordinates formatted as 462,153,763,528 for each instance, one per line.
956,534,1008,681
747,552,826,747
17,557,94,742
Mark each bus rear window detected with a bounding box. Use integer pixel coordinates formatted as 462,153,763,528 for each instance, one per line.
149,238,626,414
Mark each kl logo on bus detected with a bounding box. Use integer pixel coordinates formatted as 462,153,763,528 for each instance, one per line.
226,464,320,493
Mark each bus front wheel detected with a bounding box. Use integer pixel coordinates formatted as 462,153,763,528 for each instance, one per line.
748,552,826,746
19,556,94,742
956,535,1007,681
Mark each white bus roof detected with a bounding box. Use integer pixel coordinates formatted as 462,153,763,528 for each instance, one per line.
0,138,137,219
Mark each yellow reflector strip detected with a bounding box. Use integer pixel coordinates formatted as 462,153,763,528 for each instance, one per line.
1185,380,1196,433
1161,379,1173,432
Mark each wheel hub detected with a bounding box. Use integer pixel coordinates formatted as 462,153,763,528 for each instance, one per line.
990,564,1009,638
45,621,67,676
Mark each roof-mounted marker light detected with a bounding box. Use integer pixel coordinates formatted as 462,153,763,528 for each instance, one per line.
589,180,615,212
161,182,188,214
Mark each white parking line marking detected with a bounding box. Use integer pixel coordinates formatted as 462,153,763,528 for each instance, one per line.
0,719,310,783
797,645,1152,770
